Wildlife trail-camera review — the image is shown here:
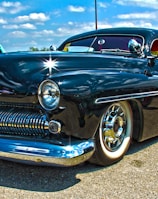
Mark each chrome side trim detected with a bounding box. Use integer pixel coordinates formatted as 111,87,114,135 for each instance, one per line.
0,137,95,166
95,90,158,104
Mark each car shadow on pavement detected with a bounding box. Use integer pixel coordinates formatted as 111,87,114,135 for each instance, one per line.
0,136,157,192
0,158,99,192
127,136,158,155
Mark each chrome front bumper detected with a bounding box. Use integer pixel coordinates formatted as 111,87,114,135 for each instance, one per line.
0,137,95,166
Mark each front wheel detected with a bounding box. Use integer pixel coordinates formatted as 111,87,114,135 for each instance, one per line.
89,101,133,166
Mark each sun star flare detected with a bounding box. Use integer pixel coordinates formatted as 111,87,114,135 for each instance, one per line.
43,56,59,75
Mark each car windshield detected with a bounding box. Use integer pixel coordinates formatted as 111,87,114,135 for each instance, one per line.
62,35,144,53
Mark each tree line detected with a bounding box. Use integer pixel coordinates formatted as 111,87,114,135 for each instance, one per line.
29,47,50,51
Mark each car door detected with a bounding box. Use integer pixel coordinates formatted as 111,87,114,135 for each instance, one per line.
140,38,158,140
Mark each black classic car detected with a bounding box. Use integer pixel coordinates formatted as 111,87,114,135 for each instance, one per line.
0,27,158,167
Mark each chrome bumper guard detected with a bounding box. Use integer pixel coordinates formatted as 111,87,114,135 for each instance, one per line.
0,137,95,166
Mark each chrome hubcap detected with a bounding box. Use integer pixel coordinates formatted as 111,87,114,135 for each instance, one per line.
101,104,127,151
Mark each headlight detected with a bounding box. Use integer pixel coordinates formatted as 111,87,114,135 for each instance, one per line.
38,80,60,111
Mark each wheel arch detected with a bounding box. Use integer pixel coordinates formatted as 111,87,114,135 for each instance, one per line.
128,99,144,142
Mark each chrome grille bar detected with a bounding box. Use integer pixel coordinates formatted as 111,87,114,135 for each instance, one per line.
0,108,49,136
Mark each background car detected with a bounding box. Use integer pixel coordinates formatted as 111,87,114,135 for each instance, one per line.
0,44,5,53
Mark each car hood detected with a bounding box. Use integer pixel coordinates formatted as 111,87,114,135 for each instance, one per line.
0,51,146,95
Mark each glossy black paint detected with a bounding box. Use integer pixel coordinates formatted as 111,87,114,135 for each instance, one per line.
0,27,158,142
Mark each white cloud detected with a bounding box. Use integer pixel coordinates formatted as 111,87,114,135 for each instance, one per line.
117,12,157,19
98,2,107,8
0,18,7,24
41,30,54,35
20,23,36,30
112,21,153,28
32,30,54,38
3,23,36,30
3,24,18,29
113,22,136,27
68,5,85,12
59,20,154,36
15,15,29,22
114,0,158,9
29,40,38,46
0,7,6,13
139,21,153,28
2,1,21,7
14,13,49,23
97,23,112,29
68,21,74,25
55,22,103,37
29,13,49,21
56,23,93,36
0,1,27,14
9,31,27,38
52,10,61,17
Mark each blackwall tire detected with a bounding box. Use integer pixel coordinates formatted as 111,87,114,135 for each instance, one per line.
89,101,133,166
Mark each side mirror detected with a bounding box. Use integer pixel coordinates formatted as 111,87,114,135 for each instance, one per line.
128,39,142,55
50,45,56,51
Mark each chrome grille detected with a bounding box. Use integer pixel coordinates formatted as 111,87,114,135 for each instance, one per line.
0,108,50,136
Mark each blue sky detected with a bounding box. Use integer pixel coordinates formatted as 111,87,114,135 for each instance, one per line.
1,0,158,52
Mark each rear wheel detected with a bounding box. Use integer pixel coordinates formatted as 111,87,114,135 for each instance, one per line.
89,101,133,166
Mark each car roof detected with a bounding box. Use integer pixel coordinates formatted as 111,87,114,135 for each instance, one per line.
61,27,158,44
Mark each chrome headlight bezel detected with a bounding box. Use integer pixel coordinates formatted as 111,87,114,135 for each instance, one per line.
38,80,60,111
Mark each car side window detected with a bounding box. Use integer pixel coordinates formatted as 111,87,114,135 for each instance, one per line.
62,35,143,52
62,37,96,51
92,36,143,52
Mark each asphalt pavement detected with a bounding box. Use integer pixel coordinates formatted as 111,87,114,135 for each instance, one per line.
0,137,157,199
